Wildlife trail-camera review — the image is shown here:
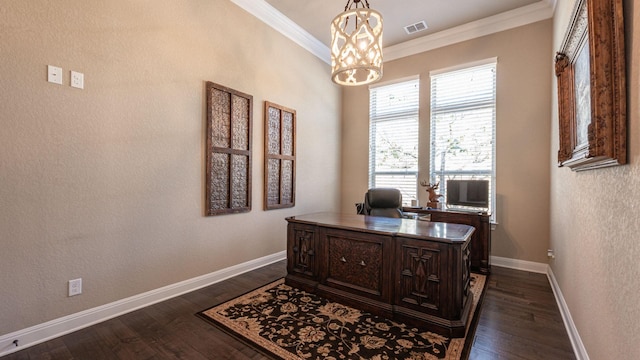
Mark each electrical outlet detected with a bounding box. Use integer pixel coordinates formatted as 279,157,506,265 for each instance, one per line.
68,278,82,296
547,249,555,259
70,71,84,89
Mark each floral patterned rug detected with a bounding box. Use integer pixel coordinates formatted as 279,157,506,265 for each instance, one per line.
199,274,486,360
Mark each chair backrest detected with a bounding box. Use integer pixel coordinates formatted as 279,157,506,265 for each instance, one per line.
364,188,403,218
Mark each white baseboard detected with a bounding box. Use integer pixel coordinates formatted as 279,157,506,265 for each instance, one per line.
490,255,549,273
547,268,590,360
0,251,286,357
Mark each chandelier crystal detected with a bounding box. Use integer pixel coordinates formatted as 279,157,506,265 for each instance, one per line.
330,0,383,86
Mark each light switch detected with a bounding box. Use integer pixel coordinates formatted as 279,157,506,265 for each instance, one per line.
47,65,63,85
70,71,84,89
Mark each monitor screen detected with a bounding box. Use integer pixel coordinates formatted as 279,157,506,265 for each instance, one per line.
446,180,489,208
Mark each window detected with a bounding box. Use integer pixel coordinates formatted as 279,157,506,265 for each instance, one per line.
429,59,496,218
369,77,420,206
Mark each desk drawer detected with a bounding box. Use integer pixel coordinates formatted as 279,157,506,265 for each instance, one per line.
323,229,391,302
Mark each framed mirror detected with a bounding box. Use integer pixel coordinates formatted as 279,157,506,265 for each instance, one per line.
555,0,626,171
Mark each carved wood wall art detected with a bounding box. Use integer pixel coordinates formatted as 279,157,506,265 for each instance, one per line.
555,0,626,171
264,101,296,210
205,82,252,216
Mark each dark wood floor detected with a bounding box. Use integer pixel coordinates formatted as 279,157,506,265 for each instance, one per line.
2,261,575,360
468,266,575,360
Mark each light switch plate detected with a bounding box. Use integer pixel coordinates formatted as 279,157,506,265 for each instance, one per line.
47,65,63,85
70,71,84,89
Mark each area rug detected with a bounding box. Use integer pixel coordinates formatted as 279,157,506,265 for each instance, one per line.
198,274,486,360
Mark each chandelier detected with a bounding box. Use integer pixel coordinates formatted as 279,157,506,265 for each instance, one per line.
330,0,383,86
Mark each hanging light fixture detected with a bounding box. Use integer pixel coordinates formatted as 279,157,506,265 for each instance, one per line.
330,0,383,86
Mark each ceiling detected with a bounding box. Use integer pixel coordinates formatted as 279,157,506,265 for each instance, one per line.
232,0,556,62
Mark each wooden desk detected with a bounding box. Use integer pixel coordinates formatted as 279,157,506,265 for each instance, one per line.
285,212,474,337
404,208,491,274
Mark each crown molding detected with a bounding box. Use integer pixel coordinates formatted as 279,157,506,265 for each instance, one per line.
230,0,331,64
232,0,556,64
385,0,556,61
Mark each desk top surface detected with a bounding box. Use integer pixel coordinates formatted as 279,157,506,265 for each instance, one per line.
286,212,474,244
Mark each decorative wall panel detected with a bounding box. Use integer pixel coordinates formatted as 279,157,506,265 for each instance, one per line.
264,101,296,210
206,82,252,216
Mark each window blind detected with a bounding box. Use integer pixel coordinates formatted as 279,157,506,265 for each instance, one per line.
429,61,497,218
369,78,420,205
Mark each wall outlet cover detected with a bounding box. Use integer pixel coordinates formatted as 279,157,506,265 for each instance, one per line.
68,278,82,296
70,71,84,89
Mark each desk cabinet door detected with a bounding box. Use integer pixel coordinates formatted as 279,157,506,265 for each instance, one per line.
424,210,491,274
395,238,447,317
287,223,318,279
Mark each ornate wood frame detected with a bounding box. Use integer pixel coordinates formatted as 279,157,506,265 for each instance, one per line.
205,82,252,216
555,0,626,171
264,101,296,210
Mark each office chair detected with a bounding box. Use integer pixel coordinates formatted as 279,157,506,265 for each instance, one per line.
362,188,403,218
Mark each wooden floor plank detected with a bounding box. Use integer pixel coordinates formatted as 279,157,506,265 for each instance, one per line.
2,261,575,360
60,326,119,359
119,309,210,360
93,318,158,359
24,338,73,360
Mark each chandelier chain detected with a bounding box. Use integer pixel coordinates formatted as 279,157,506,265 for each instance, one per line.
344,0,371,12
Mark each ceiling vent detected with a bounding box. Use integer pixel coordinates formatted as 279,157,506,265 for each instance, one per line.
404,20,428,35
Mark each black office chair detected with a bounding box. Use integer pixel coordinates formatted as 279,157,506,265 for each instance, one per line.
361,188,403,218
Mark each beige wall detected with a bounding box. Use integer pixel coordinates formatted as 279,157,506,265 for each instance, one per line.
341,20,553,264
0,0,341,335
550,0,640,358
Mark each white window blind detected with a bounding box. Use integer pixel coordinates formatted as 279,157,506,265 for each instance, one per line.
429,61,496,218
369,77,420,205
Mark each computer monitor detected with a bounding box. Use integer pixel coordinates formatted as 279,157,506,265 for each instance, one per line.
446,179,489,209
